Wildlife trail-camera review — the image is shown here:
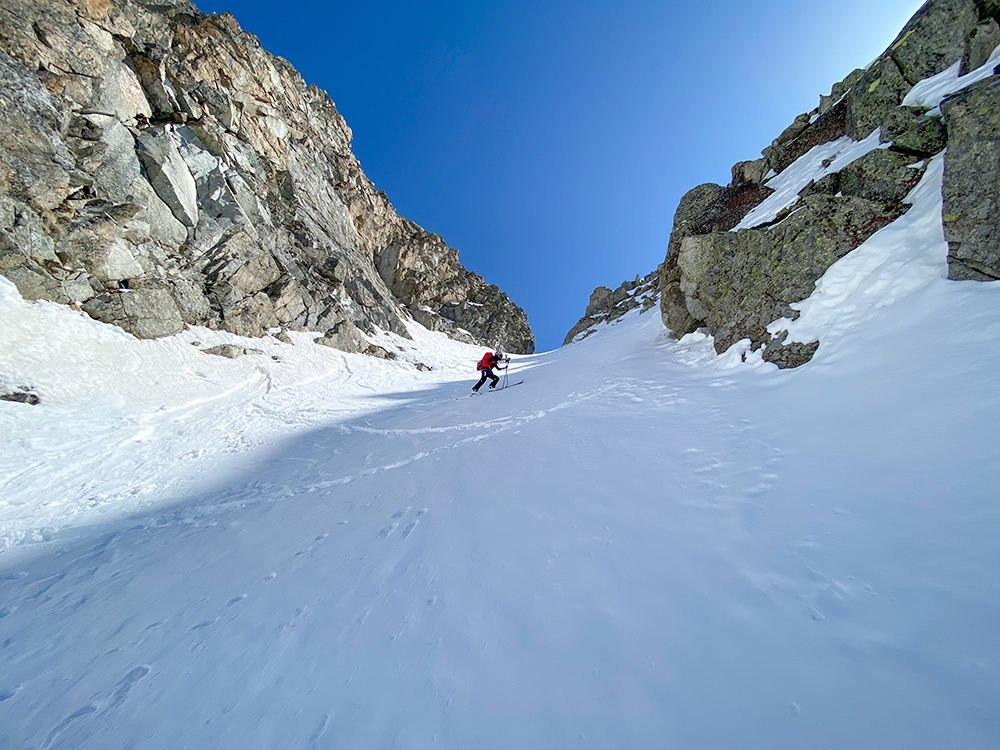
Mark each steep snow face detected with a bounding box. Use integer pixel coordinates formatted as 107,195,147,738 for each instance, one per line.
0,280,489,549
0,182,999,746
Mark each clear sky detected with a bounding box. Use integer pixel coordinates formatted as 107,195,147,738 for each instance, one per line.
196,0,925,351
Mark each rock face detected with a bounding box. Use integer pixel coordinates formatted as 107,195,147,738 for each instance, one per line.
649,0,1000,367
564,271,658,345
675,194,905,353
0,0,534,353
941,75,1000,280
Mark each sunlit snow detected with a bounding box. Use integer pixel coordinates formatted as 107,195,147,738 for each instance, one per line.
2,124,1000,750
2,189,999,747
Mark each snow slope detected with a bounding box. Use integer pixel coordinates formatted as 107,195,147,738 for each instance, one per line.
1,163,999,747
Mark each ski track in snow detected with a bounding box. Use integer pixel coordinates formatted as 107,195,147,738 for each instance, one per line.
0,309,829,749
2,170,1000,746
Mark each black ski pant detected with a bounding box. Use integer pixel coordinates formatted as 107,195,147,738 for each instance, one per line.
473,367,499,391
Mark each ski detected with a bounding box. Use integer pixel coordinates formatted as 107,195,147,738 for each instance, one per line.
488,380,524,393
470,380,524,396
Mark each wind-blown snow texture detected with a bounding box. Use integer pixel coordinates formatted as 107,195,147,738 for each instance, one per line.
1,157,999,747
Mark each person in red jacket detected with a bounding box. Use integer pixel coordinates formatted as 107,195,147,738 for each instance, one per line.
473,350,509,393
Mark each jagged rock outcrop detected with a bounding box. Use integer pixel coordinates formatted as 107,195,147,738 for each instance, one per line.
201,343,261,359
564,270,658,345
0,0,534,353
652,0,1000,367
675,193,905,354
657,174,775,339
0,383,40,405
375,222,533,353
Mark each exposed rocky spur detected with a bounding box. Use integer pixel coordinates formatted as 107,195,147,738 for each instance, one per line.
0,0,534,354
652,0,1000,367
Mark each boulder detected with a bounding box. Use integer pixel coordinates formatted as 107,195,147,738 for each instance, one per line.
82,285,184,338
941,75,1000,280
0,197,57,265
762,338,821,369
731,159,768,186
165,275,215,325
56,221,145,284
0,248,64,302
0,386,41,405
201,344,263,359
818,68,866,115
364,344,396,360
315,319,370,354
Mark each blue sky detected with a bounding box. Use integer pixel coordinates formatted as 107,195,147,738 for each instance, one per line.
197,0,924,351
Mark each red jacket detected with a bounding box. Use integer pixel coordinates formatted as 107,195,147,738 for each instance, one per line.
479,352,502,370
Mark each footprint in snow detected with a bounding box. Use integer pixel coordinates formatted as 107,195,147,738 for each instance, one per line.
309,713,331,744
400,509,429,539
104,666,150,712
379,506,421,538
43,704,97,748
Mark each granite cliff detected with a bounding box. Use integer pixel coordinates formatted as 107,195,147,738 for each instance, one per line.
0,0,534,355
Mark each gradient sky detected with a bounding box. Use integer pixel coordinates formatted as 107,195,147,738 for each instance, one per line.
197,0,925,351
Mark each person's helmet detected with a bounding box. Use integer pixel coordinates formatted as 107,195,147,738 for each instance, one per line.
494,350,502,358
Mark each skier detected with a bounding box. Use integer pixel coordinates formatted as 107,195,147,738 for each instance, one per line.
472,350,509,393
